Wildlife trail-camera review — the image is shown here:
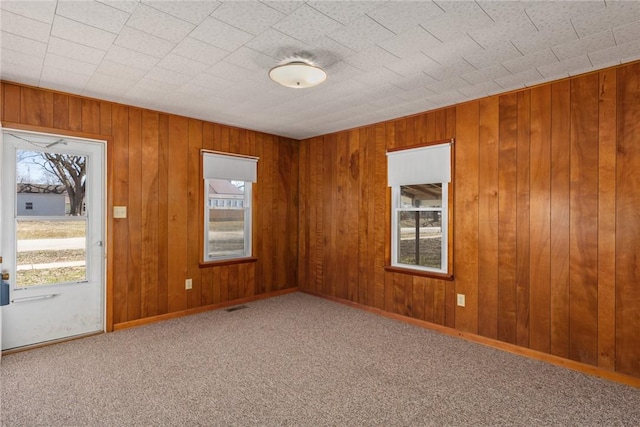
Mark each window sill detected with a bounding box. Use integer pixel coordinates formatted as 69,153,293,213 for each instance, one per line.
384,265,454,281
200,257,257,268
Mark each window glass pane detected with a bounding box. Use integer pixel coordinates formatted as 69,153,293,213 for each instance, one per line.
208,209,245,258
400,183,442,208
16,219,87,287
15,149,89,287
398,210,442,269
206,178,248,259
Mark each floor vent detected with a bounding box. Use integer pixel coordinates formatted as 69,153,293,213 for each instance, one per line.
225,305,248,313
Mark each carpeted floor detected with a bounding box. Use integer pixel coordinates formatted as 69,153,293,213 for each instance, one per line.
1,292,638,426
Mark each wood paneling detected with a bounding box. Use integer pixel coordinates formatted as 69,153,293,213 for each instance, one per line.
53,93,69,129
21,87,53,127
141,110,159,318
529,85,552,353
167,115,188,313
157,114,170,315
296,62,640,379
3,84,21,122
335,132,348,300
569,74,599,365
82,100,101,134
298,109,457,325
478,96,500,339
282,139,299,289
100,102,112,135
127,108,143,321
347,130,360,302
112,104,129,325
455,102,479,334
187,120,202,309
2,81,298,332
311,136,324,294
616,63,640,377
516,91,531,348
597,70,616,371
549,80,571,359
412,276,426,321
373,123,387,311
323,133,336,297
256,134,273,294
498,93,518,344
69,97,82,132
358,127,374,306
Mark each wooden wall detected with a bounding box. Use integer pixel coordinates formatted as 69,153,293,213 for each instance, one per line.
298,61,640,378
1,82,299,327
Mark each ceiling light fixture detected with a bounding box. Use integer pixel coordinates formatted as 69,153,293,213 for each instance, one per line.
269,60,327,89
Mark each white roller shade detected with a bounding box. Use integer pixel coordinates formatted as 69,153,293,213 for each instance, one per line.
387,142,451,186
202,152,258,182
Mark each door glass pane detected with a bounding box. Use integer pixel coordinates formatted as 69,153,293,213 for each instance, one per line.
16,220,87,287
16,150,87,217
15,149,88,287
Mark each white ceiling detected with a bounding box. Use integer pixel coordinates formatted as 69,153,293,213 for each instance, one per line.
2,1,640,139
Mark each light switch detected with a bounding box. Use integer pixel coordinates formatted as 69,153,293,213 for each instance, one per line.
113,206,127,219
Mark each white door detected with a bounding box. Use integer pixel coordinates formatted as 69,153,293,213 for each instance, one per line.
1,129,105,351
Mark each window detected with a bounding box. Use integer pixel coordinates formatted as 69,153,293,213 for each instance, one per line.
202,151,258,262
387,141,453,276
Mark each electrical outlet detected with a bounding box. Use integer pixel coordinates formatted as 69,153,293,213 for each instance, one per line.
185,278,192,290
113,206,127,219
456,293,466,307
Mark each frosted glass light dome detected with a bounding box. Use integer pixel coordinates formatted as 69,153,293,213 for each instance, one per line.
269,61,327,88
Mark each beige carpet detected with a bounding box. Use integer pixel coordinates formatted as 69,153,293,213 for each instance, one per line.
1,292,638,426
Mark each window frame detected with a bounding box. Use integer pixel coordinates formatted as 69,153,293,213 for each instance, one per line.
201,151,258,266
203,178,253,262
385,139,454,280
391,182,449,274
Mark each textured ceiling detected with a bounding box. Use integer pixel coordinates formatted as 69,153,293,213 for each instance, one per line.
2,1,640,139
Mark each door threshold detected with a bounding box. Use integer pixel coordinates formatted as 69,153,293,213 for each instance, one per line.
2,330,104,356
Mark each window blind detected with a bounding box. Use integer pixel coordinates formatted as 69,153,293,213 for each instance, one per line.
202,152,258,182
387,141,451,186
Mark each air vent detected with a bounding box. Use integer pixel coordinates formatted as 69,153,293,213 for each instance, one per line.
225,305,248,313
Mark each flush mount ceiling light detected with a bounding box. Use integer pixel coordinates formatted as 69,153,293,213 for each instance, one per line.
269,60,327,89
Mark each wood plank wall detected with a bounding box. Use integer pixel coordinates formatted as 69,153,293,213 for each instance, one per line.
1,82,299,327
298,61,640,378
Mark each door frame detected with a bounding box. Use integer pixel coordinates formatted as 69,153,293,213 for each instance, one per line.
1,122,114,335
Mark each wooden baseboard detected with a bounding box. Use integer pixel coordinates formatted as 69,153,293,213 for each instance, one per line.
113,287,298,331
302,290,640,388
